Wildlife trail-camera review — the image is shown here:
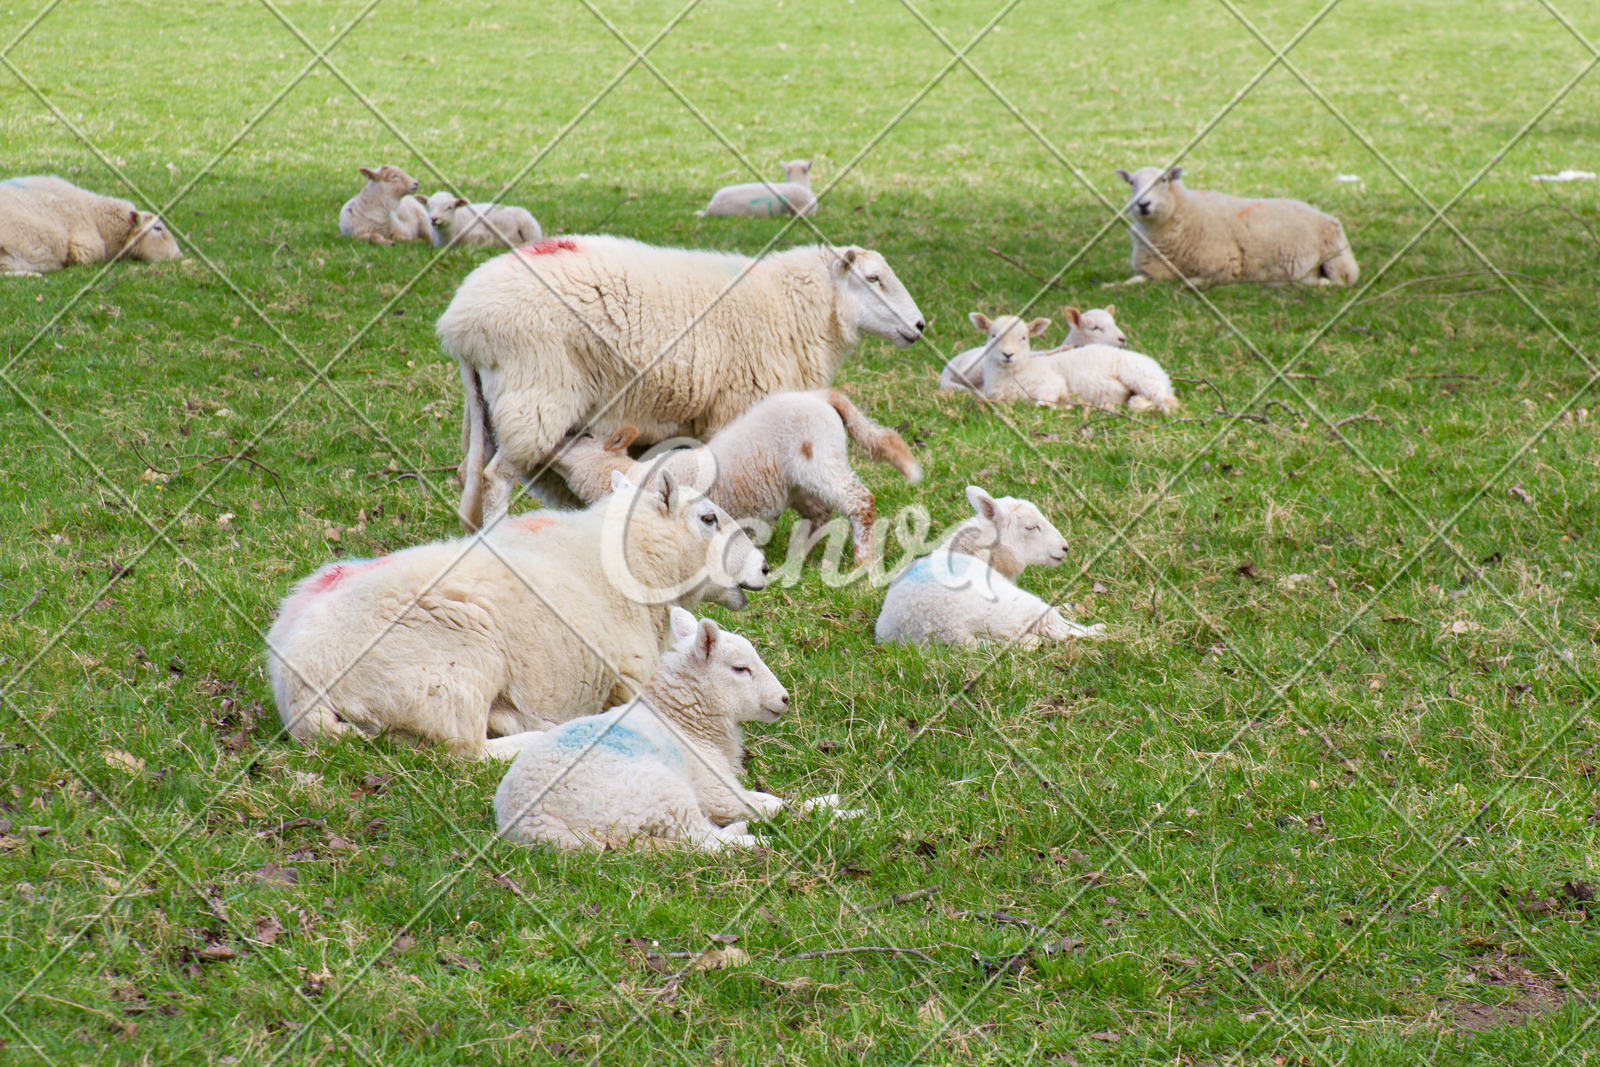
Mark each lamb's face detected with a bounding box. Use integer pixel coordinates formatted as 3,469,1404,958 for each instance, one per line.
782,159,812,185
972,313,1050,373
1076,308,1126,348
834,247,925,348
124,212,181,263
997,498,1070,569
1116,166,1180,226
668,612,790,724
423,191,466,231
361,165,420,200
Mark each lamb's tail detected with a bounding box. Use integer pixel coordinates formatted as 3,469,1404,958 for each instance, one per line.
457,359,497,531
822,389,923,484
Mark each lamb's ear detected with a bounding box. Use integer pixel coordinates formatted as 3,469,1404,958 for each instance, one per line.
833,246,859,274
800,160,811,173
359,167,380,181
1026,317,1051,338
453,197,468,209
657,468,680,513
609,469,636,494
694,617,720,661
1104,304,1116,316
411,193,427,206
604,426,640,452
669,606,698,645
965,485,999,522
127,209,139,228
968,311,992,334
1062,306,1082,326
1164,165,1184,183
1114,168,1133,184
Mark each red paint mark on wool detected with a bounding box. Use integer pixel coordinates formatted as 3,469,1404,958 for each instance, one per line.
510,514,563,534
520,238,579,256
306,557,389,595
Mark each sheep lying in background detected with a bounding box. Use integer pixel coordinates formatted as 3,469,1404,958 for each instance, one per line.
697,159,817,217
1115,165,1358,287
418,191,542,249
973,314,1075,405
876,486,1105,648
0,176,181,275
939,306,1123,393
1043,343,1178,414
496,608,849,850
266,470,768,758
339,165,432,244
438,236,924,532
551,390,922,565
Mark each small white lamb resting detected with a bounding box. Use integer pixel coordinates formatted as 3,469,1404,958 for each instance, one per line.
418,191,542,249
339,165,432,245
972,313,1075,405
939,306,1123,393
875,486,1105,648
550,389,922,565
494,607,846,851
697,159,817,217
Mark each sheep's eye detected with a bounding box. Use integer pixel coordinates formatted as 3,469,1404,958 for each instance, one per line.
864,274,880,284
1024,524,1039,532
700,512,718,527
732,665,751,675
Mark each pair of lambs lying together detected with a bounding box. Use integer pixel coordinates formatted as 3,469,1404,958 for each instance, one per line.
338,164,541,249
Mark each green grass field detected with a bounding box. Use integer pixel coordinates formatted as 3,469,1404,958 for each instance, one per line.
2,1,1599,1063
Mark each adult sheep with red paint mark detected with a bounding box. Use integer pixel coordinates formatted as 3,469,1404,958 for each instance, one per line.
265,470,769,758
435,235,926,531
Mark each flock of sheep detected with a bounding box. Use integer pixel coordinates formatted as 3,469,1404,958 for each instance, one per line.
2,158,1360,850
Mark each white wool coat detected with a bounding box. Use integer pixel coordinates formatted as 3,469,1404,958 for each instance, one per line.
0,176,181,274
423,193,542,249
1043,343,1178,414
698,160,817,217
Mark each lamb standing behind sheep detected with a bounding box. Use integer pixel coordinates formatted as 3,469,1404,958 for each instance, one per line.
550,389,922,565
697,160,817,217
438,236,925,532
876,486,1105,647
939,306,1124,393
266,471,768,758
418,191,541,249
339,165,433,245
494,608,794,850
0,176,181,275
1115,165,1358,287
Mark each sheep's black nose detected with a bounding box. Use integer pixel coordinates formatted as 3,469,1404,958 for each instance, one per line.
760,561,770,576
915,319,926,332
780,694,790,707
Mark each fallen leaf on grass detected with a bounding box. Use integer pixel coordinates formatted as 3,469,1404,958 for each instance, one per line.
1508,485,1533,504
1562,881,1595,903
136,468,169,484
104,750,145,774
756,975,822,993
1090,581,1108,595
254,916,285,945
196,941,236,962
1087,1031,1120,1043
1443,619,1482,635
1235,561,1260,579
439,951,480,972
357,773,394,795
252,862,298,885
390,933,417,954
692,946,750,970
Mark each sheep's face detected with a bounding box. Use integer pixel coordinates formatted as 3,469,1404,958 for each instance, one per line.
782,159,812,185
123,211,181,263
423,191,468,231
966,486,1070,569
972,313,1050,372
601,470,767,611
1064,306,1126,347
360,165,420,199
669,609,789,723
833,246,925,348
1116,166,1182,225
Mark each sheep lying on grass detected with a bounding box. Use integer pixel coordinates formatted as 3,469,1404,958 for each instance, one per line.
1115,165,1358,287
438,236,924,531
267,470,768,757
972,313,1075,405
697,159,817,217
1043,343,1178,414
496,607,852,850
876,486,1105,648
550,390,922,566
939,306,1123,393
418,192,541,249
0,176,180,275
339,165,432,244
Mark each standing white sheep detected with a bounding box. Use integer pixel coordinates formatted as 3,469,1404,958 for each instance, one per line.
266,470,768,757
875,486,1105,647
417,191,542,249
939,305,1124,393
495,608,805,850
0,176,181,275
549,389,923,566
339,165,433,245
697,159,817,217
1114,165,1358,287
437,235,925,532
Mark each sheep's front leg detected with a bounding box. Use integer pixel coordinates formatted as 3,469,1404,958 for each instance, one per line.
700,785,785,825
1036,607,1108,641
481,730,545,760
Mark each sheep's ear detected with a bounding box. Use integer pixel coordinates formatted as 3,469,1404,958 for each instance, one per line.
965,485,999,522
1104,304,1116,316
800,160,811,173
411,193,427,206
1114,168,1133,184
1026,318,1051,338
657,468,679,513
127,209,139,228
609,469,636,493
968,311,991,333
1164,166,1183,183
604,426,639,452
359,167,380,181
1062,306,1081,326
694,617,719,661
453,197,468,209
833,246,859,274
669,606,698,644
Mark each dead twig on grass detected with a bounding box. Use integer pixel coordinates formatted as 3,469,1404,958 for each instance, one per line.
863,885,940,911
1172,376,1228,409
776,946,936,964
1351,270,1554,308
986,247,1064,292
952,909,1053,935
9,587,43,621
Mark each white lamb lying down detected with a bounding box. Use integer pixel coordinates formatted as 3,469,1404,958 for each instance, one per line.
495,607,851,850
972,313,1076,405
266,471,768,757
339,165,432,245
939,305,1124,393
550,390,922,566
876,486,1105,648
697,159,817,217
417,191,542,249
1042,343,1178,414
0,176,181,275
